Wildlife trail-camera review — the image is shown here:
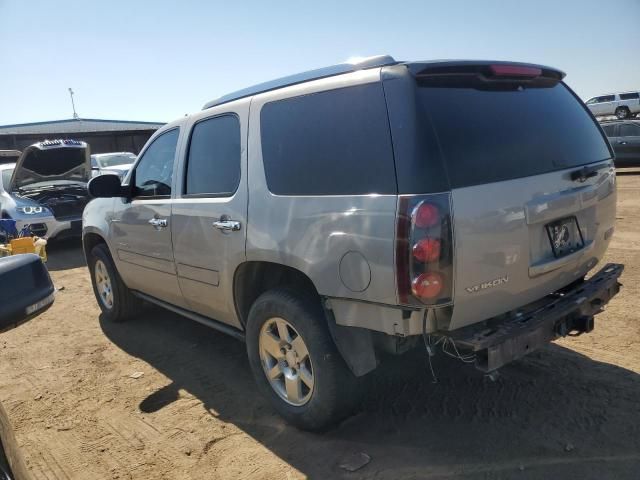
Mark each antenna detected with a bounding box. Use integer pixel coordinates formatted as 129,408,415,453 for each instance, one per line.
68,88,79,119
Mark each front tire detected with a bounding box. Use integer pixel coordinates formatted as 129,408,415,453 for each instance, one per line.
88,243,141,322
246,287,359,431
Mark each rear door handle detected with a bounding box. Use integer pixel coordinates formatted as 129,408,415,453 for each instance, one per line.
148,218,168,229
618,141,627,145
212,219,241,232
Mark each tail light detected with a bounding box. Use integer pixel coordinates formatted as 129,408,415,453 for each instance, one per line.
412,237,441,263
396,193,453,306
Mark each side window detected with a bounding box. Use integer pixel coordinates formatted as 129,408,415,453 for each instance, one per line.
620,92,640,101
586,98,597,105
619,123,640,137
602,124,617,137
185,115,240,196
599,95,615,103
134,128,179,197
260,83,396,195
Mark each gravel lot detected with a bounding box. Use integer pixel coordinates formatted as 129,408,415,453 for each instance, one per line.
1,170,639,480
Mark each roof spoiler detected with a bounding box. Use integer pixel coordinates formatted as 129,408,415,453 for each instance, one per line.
407,60,565,83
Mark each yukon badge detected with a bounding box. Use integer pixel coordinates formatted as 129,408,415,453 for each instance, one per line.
466,276,509,294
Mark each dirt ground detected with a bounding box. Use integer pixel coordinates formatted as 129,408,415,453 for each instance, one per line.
1,171,639,480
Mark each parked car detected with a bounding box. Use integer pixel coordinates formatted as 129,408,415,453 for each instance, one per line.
0,253,55,480
90,152,136,179
83,56,623,430
600,120,640,166
585,91,640,119
0,140,91,239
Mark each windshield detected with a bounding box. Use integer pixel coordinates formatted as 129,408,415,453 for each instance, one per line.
1,168,13,191
95,153,136,168
418,81,612,188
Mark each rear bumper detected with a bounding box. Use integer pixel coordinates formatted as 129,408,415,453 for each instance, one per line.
449,263,624,372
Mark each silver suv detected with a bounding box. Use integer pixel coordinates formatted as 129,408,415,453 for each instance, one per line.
585,91,640,119
83,56,624,430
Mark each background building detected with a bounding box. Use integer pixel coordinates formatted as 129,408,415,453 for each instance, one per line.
0,118,165,154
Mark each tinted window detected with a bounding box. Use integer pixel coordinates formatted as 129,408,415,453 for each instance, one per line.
619,123,640,137
418,82,611,188
598,95,615,102
620,92,640,100
602,124,617,137
260,83,396,195
134,129,179,197
185,115,240,196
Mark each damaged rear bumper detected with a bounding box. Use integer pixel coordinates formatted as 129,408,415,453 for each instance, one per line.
449,263,624,372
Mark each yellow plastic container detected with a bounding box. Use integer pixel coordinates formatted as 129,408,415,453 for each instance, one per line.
0,237,47,262
10,237,36,255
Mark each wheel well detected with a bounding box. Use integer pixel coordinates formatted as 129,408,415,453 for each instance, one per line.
82,232,107,261
234,261,320,327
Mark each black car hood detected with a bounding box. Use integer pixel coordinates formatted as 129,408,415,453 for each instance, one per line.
10,140,90,191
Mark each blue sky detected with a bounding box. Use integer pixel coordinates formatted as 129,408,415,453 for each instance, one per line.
0,0,638,125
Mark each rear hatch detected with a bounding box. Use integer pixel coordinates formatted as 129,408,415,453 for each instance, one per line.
386,62,616,331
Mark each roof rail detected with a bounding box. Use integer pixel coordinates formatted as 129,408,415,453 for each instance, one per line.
202,55,397,110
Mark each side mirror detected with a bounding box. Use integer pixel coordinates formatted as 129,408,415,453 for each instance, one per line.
88,174,128,198
0,254,55,333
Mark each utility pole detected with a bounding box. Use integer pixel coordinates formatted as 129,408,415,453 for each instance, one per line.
68,88,79,119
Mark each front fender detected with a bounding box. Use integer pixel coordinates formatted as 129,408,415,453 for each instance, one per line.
82,197,116,254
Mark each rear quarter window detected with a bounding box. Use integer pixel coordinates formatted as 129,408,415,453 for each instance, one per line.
418,82,612,188
260,83,397,195
620,92,640,100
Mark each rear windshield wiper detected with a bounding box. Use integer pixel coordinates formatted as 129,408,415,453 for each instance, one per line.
570,164,605,182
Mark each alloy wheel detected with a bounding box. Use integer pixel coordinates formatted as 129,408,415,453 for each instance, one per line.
94,259,114,309
258,317,314,406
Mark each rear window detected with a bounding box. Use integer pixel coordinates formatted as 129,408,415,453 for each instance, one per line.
260,83,396,195
602,124,617,137
418,82,612,188
620,92,640,100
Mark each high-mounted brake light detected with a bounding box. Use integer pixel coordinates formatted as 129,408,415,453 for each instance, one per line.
489,65,541,78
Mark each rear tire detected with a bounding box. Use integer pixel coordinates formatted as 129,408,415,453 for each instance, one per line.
246,287,360,431
88,243,141,322
615,107,630,119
